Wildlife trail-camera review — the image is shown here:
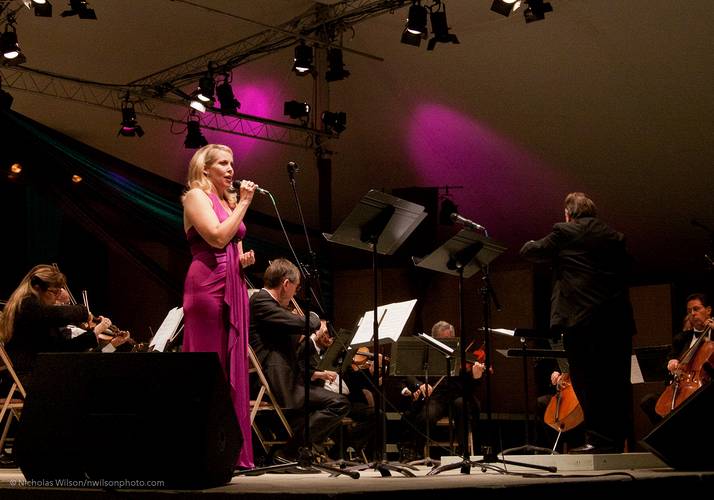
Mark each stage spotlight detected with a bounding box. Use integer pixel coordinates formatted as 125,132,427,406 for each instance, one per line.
325,48,350,82
401,1,428,47
406,1,428,35
490,0,520,17
524,0,552,23
292,41,313,76
118,100,144,138
61,0,96,19
215,74,240,115
24,0,53,17
427,2,459,51
321,111,346,134
184,113,208,149
439,197,458,225
196,75,215,103
189,97,206,113
283,100,310,120
1,26,21,60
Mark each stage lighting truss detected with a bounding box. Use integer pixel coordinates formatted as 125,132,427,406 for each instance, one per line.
0,76,13,109
118,98,144,138
184,112,208,149
427,1,459,51
292,41,314,76
215,73,240,115
321,111,346,134
60,0,97,20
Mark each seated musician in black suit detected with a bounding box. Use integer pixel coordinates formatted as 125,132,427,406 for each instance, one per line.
640,293,713,424
249,258,349,459
399,321,485,460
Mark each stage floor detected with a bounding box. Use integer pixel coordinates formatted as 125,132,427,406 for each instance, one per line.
1,453,712,500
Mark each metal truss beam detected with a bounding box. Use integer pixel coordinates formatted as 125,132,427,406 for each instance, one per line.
0,67,331,149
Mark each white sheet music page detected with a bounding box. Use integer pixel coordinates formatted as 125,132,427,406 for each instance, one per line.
150,307,184,352
416,332,455,356
351,299,417,347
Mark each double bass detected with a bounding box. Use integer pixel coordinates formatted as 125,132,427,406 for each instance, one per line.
655,326,714,417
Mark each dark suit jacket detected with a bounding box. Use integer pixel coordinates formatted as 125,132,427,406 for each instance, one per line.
249,289,320,409
668,329,706,361
519,217,635,333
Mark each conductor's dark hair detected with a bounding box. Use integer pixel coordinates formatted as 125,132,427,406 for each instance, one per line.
564,192,597,219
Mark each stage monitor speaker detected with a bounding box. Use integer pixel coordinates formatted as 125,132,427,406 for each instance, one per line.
16,352,242,488
641,380,714,470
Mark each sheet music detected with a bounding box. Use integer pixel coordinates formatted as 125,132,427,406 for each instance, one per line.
631,354,644,384
415,332,455,356
351,299,417,347
150,307,184,352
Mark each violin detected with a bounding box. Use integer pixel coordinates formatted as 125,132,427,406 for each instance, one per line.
351,346,390,373
543,373,584,432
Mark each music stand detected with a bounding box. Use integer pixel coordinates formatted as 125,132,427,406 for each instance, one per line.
325,190,426,477
496,329,563,456
397,334,458,466
414,230,556,475
318,328,363,468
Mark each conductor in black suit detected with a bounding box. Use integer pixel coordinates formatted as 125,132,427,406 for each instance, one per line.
249,258,349,456
520,192,636,453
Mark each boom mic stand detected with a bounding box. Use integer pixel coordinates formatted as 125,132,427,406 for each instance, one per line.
237,163,357,479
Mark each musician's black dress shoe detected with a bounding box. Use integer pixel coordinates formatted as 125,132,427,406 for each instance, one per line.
569,443,617,454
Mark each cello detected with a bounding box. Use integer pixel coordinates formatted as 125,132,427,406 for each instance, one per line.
655,326,714,417
544,373,584,433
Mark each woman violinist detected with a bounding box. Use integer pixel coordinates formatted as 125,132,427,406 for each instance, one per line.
0,265,128,384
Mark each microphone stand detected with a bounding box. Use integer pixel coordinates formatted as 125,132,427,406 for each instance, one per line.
288,164,355,477
237,165,357,479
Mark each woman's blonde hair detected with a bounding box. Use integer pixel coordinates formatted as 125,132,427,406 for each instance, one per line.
0,264,67,343
185,144,234,194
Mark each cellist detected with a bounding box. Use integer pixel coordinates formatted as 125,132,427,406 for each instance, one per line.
666,293,713,374
640,293,713,424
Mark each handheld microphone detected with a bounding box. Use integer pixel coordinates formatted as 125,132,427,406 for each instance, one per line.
287,161,299,181
231,180,269,195
450,212,486,232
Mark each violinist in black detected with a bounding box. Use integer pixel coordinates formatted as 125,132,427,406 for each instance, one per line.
399,321,485,460
248,258,349,456
0,265,102,383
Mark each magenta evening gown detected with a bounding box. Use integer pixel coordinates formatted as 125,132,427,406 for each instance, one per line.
182,192,253,468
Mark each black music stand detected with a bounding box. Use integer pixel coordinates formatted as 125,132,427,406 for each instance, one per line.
394,334,458,466
414,230,556,475
324,190,426,477
318,328,363,468
496,329,564,456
